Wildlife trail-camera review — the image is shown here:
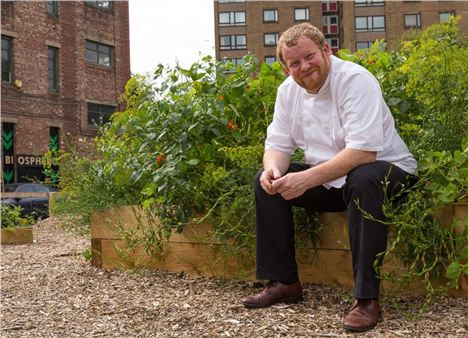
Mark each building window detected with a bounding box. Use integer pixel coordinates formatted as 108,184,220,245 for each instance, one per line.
356,41,373,50
48,47,58,91
264,33,279,46
85,40,112,67
264,56,276,65
228,58,245,66
219,35,246,50
327,37,339,48
46,1,58,17
85,1,113,11
322,1,338,12
263,9,278,22
404,13,421,28
219,11,246,26
327,37,339,54
223,58,245,73
294,8,309,21
1,36,12,83
354,0,384,6
323,15,338,34
88,103,115,126
355,16,385,32
439,11,455,23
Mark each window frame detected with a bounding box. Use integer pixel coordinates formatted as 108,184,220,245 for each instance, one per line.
322,15,339,34
218,11,246,26
354,0,384,6
46,1,58,17
326,37,339,49
1,35,12,83
355,15,386,32
219,35,247,50
264,33,279,46
322,1,338,12
404,12,421,29
263,9,278,23
85,1,113,12
85,40,113,67
294,8,310,21
87,103,116,126
229,58,244,66
48,46,59,91
264,56,276,65
439,11,455,24
356,41,373,50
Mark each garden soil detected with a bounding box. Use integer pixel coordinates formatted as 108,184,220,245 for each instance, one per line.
1,218,467,337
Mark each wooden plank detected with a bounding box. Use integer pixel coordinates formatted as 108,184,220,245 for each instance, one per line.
96,236,467,295
169,220,221,244
2,192,50,198
99,239,249,278
90,205,148,240
91,207,220,244
311,212,349,250
90,238,102,268
92,204,468,296
1,227,33,245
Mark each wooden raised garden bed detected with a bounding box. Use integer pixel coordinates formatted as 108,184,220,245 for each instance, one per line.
1,227,33,245
90,204,467,296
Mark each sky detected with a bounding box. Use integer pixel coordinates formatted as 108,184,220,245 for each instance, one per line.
129,0,215,75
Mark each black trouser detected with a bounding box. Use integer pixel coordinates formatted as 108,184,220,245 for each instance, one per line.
254,161,415,299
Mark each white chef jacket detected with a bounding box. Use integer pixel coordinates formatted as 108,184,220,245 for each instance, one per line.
265,55,417,188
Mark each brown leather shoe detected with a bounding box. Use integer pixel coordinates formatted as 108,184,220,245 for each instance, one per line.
343,299,381,332
241,281,303,308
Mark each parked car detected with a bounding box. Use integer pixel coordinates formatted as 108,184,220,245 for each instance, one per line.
2,183,57,219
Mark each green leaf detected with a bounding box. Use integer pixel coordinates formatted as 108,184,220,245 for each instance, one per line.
142,183,157,196
187,159,200,166
445,262,462,279
460,246,468,260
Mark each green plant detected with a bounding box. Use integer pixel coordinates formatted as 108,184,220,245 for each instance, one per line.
339,17,467,159
398,16,467,157
48,138,143,233
339,19,467,307
94,55,286,251
82,247,93,261
53,20,467,305
359,142,468,309
1,204,34,228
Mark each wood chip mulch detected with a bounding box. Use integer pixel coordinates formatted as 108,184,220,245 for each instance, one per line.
1,218,467,337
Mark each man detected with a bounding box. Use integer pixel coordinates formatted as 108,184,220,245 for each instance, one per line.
241,23,417,332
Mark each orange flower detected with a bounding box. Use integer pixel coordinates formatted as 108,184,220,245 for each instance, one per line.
156,154,166,165
218,95,224,101
227,119,238,131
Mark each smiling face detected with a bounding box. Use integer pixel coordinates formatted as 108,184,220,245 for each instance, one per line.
281,36,331,94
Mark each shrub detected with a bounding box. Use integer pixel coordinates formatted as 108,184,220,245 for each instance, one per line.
1,205,34,228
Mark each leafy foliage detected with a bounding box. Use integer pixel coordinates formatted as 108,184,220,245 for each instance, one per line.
52,20,467,301
1,205,34,228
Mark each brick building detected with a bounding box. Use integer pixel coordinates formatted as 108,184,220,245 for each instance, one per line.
1,1,130,184
214,0,467,64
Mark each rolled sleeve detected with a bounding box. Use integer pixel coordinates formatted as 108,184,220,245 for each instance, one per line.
339,72,385,152
265,84,297,155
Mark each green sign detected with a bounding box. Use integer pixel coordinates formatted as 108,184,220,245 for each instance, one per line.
2,130,13,150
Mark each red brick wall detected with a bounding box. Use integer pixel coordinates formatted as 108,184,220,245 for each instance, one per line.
1,1,130,183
